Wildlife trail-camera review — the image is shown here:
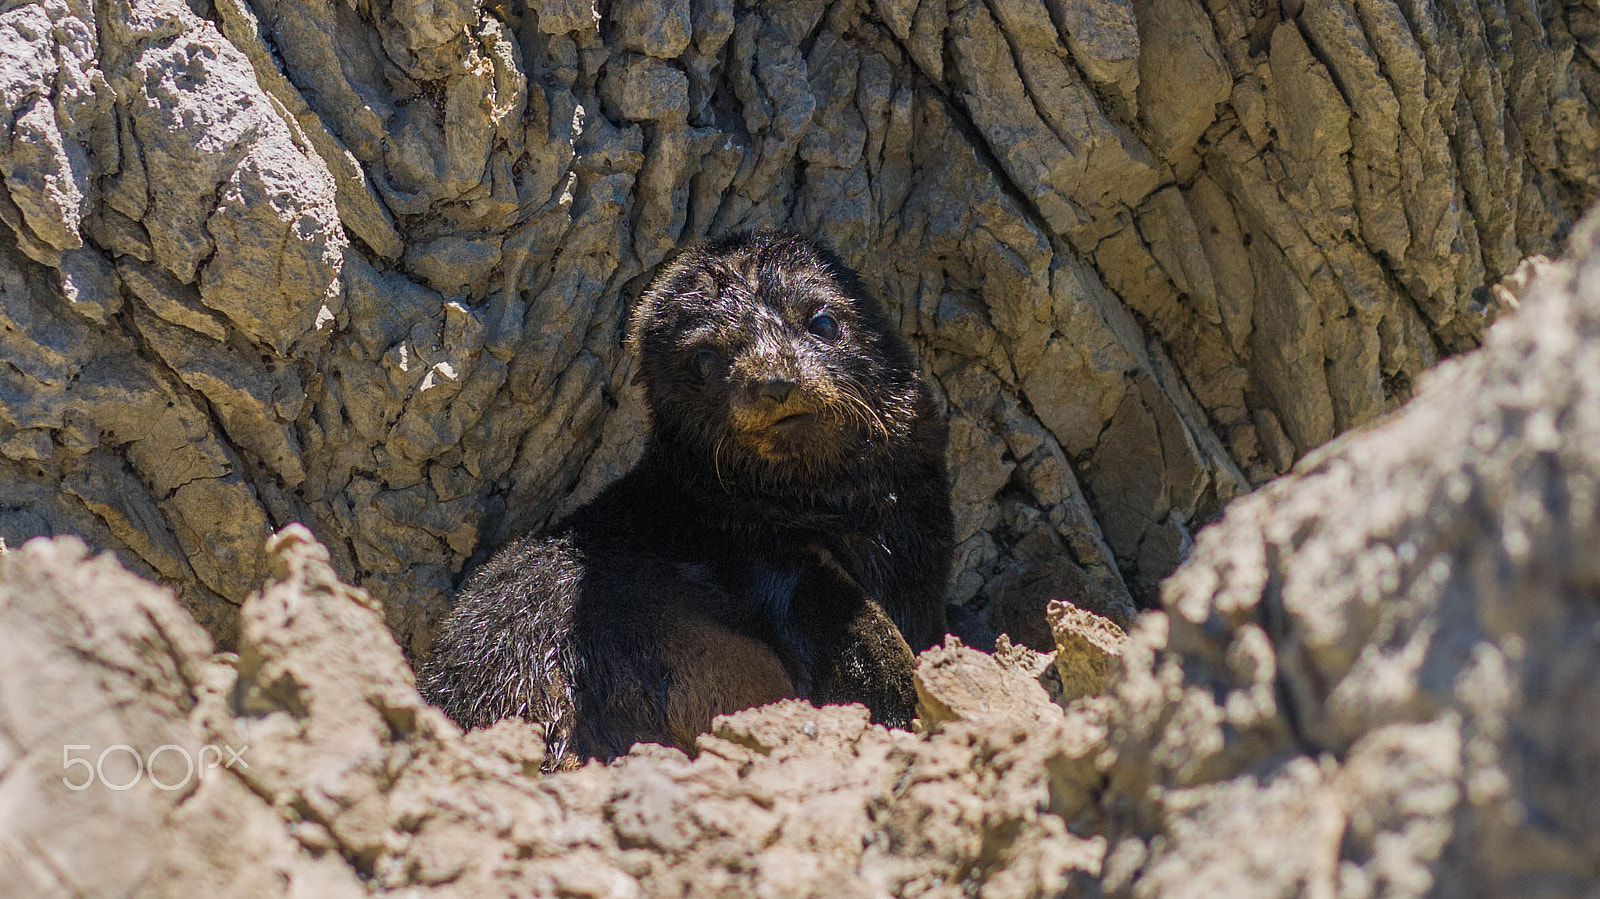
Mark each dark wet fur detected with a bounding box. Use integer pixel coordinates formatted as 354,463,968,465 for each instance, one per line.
420,232,954,766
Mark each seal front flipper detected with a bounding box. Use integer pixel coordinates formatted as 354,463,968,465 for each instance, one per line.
793,547,917,728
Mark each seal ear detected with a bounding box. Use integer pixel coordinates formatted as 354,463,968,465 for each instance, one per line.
624,300,651,358
626,246,714,353
626,263,673,354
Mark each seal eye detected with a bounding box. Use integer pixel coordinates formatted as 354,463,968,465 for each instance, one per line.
693,348,721,379
807,312,841,342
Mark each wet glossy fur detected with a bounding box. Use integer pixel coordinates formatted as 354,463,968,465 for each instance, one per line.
420,232,954,765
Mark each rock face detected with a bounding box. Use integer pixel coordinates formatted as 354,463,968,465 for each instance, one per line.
3,0,1598,655
1094,200,1600,899
4,206,1600,897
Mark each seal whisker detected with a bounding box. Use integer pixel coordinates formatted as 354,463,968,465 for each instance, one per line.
713,432,730,492
838,376,891,442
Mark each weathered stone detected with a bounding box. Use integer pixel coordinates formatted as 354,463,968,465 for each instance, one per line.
914,635,1064,731
612,0,690,58
0,526,1110,896
1045,0,1138,102
1133,0,1230,153
600,52,691,122
1046,600,1126,702
0,535,342,898
534,0,599,35
0,0,1595,675
210,0,404,262
1099,205,1600,897
403,235,504,297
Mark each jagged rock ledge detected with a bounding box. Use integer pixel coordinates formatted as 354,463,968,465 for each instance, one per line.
0,525,1112,897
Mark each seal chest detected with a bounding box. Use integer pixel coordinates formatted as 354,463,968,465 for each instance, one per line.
421,231,955,766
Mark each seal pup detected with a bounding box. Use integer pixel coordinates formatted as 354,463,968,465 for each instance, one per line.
421,231,954,765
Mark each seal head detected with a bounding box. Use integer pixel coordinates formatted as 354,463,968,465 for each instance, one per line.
629,232,920,480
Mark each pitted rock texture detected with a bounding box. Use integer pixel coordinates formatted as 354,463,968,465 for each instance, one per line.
0,525,1110,898
6,209,1600,896
1093,203,1600,897
4,0,1598,655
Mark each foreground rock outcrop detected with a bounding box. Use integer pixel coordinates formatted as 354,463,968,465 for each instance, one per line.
1094,210,1600,898
0,526,1111,897
4,0,1599,656
5,202,1600,898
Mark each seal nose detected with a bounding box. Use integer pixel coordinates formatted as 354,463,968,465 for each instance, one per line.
757,376,795,404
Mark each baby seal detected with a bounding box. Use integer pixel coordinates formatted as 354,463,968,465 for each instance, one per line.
420,231,954,765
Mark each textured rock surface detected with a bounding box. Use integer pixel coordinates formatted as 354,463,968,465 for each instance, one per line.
6,209,1600,895
4,0,1598,656
0,525,1109,897
1095,206,1600,897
